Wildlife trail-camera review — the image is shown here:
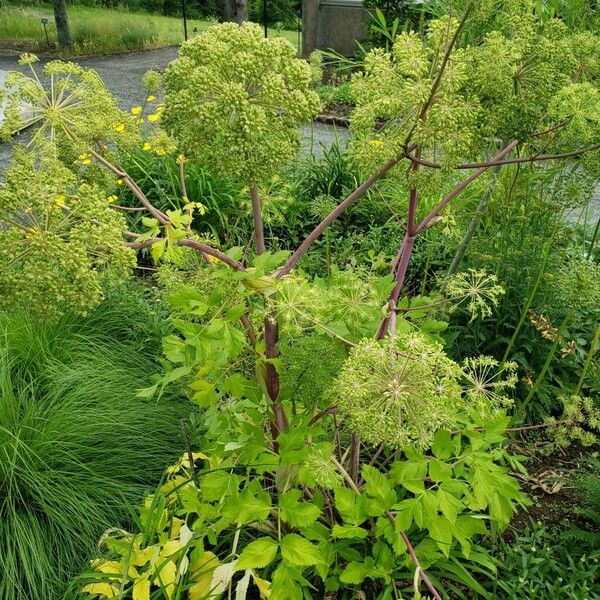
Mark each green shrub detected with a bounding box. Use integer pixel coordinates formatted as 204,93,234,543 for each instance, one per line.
0,302,190,600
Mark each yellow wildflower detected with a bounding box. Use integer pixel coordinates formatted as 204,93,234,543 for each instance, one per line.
107,195,118,204
113,123,125,133
143,142,152,151
53,195,67,208
369,140,384,148
131,106,143,115
147,114,160,123
117,178,124,186
154,147,166,156
81,159,91,166
176,154,186,165
147,95,156,102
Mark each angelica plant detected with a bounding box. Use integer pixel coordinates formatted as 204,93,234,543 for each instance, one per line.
0,147,134,320
3,7,600,599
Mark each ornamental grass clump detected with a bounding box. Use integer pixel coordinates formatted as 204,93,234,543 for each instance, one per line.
0,310,190,600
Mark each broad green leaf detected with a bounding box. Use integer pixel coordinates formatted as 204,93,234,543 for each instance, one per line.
270,563,303,600
280,534,323,566
223,487,271,524
279,489,321,528
361,465,396,515
339,557,376,585
200,471,235,502
437,489,463,524
331,524,369,539
236,537,279,570
334,487,368,525
429,459,453,483
431,430,455,459
389,459,428,485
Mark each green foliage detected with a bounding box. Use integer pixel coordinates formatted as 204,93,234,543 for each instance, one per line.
560,457,600,552
162,22,320,183
0,148,134,320
485,522,600,599
80,412,527,599
0,305,191,600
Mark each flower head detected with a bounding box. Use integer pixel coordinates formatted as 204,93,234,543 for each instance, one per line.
334,333,463,449
444,269,505,321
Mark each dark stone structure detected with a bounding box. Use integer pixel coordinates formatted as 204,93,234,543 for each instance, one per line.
302,0,369,57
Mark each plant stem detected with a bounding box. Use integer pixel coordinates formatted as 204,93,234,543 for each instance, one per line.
277,154,405,277
447,165,501,276
574,322,600,395
250,183,266,254
516,309,574,421
587,213,600,259
501,235,554,363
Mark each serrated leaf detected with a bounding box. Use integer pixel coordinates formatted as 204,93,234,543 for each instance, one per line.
331,524,369,539
280,534,323,566
362,465,396,515
432,430,454,459
270,563,303,600
429,459,453,482
279,489,321,528
236,537,278,570
339,558,375,584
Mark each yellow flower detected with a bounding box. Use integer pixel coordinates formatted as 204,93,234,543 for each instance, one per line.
147,114,160,123
25,227,39,239
107,195,118,204
369,140,384,147
131,106,143,115
113,123,125,133
53,194,67,208
176,153,186,165
147,95,156,102
156,103,164,112
143,142,152,151
78,153,91,160
81,159,91,166
154,147,166,156
117,178,124,186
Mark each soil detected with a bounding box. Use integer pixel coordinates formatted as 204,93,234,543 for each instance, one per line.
507,438,599,535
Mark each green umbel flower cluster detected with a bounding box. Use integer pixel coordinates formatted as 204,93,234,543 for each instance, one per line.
350,11,600,170
0,56,137,157
333,333,464,449
0,148,134,320
162,22,321,183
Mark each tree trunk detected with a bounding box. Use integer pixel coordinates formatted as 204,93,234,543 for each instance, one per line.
220,0,247,24
52,0,72,47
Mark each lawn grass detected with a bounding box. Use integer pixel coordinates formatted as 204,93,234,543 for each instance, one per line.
0,3,301,56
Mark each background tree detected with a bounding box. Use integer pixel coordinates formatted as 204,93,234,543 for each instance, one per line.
52,0,72,46
220,0,247,23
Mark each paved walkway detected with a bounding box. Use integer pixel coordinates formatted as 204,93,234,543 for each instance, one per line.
0,47,350,173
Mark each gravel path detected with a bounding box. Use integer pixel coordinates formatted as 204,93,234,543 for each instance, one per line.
0,46,350,173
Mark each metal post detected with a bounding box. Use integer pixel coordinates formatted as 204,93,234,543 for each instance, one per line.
182,0,188,41
41,18,50,46
263,0,268,37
